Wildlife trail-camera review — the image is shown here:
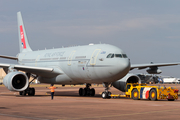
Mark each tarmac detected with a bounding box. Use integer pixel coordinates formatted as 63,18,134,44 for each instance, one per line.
0,84,180,120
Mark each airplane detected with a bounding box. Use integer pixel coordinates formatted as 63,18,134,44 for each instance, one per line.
0,11,179,99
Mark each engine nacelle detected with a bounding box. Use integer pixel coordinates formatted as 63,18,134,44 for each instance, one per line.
112,73,141,92
146,68,162,74
3,72,29,91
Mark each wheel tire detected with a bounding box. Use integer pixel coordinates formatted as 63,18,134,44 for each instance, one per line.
90,88,95,96
132,89,139,100
149,89,157,101
83,88,87,96
19,91,23,95
31,88,35,96
28,88,35,96
28,88,33,96
79,88,83,96
22,90,26,96
102,92,108,99
107,91,112,99
87,88,91,96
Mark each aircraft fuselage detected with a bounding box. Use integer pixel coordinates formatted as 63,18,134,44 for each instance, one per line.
18,44,130,85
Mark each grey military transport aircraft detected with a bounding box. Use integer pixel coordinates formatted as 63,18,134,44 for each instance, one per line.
0,12,179,99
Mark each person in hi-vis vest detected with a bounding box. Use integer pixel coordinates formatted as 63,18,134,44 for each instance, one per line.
46,84,58,100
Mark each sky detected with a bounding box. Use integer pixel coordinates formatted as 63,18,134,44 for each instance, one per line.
0,0,180,77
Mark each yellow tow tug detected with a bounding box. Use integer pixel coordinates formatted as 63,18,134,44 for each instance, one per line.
111,83,179,101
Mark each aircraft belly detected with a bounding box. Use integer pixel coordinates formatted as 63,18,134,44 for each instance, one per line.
38,74,74,84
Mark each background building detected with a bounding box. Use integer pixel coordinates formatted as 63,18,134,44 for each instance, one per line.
0,69,6,84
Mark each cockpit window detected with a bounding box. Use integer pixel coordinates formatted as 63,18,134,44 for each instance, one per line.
115,54,122,58
122,54,127,58
107,53,127,58
107,54,114,58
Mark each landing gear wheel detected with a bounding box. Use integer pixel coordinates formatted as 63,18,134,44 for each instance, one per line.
79,88,83,96
107,91,111,98
83,88,87,96
19,91,23,95
101,82,111,99
28,88,35,96
102,92,108,99
132,89,139,100
19,90,27,96
150,89,157,101
78,84,96,97
102,91,111,99
90,88,95,96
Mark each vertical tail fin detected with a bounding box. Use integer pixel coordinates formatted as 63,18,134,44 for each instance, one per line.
17,11,32,53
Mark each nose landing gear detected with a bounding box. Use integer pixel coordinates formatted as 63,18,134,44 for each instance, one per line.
102,83,111,99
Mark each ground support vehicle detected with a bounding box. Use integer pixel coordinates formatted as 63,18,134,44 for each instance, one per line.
111,83,179,101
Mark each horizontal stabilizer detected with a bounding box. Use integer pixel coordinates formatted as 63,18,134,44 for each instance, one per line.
0,55,18,60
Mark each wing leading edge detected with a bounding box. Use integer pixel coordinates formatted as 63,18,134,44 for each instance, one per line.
130,62,180,70
0,63,63,77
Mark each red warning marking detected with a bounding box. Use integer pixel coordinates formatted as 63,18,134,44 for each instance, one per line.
20,25,26,49
145,90,149,99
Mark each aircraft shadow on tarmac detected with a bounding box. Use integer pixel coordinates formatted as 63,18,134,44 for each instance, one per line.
47,91,102,98
0,91,102,98
1,90,179,100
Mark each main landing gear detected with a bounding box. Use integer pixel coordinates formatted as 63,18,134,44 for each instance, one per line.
101,83,111,99
79,83,95,96
19,87,35,96
19,74,38,96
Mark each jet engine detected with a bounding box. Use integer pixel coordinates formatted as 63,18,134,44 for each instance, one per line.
112,73,141,92
146,68,162,74
3,72,29,91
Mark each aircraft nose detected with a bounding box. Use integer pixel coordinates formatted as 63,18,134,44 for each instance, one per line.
114,58,130,78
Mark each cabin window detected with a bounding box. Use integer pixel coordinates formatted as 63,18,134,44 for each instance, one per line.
106,54,114,58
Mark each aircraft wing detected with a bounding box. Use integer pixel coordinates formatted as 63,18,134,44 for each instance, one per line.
0,63,63,77
130,62,180,70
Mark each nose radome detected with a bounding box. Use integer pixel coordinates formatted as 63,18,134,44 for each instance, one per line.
116,59,130,77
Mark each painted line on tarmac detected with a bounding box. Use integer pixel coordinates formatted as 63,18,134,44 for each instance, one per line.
0,113,50,120
63,108,180,120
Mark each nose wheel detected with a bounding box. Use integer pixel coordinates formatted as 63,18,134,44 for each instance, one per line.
79,84,95,96
102,91,111,99
102,83,111,99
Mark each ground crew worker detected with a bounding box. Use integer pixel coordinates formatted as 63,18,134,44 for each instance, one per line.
46,84,58,100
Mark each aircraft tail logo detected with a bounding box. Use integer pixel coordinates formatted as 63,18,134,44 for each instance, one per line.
20,25,26,49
